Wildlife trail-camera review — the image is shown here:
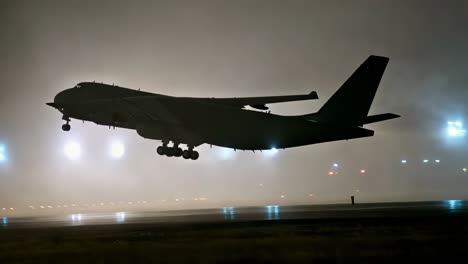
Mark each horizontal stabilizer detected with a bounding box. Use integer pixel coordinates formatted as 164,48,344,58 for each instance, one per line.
361,113,400,125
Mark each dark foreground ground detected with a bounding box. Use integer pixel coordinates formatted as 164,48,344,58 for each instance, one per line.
1,202,468,263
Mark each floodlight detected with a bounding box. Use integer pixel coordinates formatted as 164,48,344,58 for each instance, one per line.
110,142,125,159
64,142,81,160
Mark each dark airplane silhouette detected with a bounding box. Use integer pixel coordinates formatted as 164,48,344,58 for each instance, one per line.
47,55,399,160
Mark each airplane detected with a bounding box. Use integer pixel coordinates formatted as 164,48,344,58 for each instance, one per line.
47,55,399,160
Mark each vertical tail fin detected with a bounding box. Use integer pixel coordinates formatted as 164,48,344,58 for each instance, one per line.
317,55,389,125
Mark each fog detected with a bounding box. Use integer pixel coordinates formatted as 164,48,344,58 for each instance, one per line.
1,0,468,215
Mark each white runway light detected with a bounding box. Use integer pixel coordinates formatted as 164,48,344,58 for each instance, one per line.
110,142,125,159
64,142,81,160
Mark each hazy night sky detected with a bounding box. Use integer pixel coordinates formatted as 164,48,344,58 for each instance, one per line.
1,0,468,214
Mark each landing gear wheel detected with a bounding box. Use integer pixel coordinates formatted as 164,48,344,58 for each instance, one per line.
190,151,199,160
62,124,71,131
174,148,183,157
157,146,165,155
182,150,191,159
165,148,174,157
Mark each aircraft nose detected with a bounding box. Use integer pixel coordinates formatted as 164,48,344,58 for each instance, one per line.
47,88,74,109
46,102,57,108
54,89,73,104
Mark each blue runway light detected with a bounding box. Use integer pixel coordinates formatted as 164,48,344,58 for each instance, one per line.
115,212,126,223
447,200,462,210
222,207,235,220
265,205,280,220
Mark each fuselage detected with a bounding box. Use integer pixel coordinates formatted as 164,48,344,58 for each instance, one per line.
50,82,373,150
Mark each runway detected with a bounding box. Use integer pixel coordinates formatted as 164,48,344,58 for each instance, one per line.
2,200,466,229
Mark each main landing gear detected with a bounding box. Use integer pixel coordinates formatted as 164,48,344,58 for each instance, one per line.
156,141,199,160
62,116,71,131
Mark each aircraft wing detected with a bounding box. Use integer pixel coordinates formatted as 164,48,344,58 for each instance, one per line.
202,91,319,110
111,90,318,123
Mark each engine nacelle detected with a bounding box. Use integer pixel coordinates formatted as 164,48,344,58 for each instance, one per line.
136,124,167,140
136,123,204,146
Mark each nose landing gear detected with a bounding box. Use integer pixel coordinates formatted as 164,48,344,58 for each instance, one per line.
61,116,71,131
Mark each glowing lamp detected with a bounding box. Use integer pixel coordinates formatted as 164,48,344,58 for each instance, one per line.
64,142,81,160
110,142,125,159
447,121,466,137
